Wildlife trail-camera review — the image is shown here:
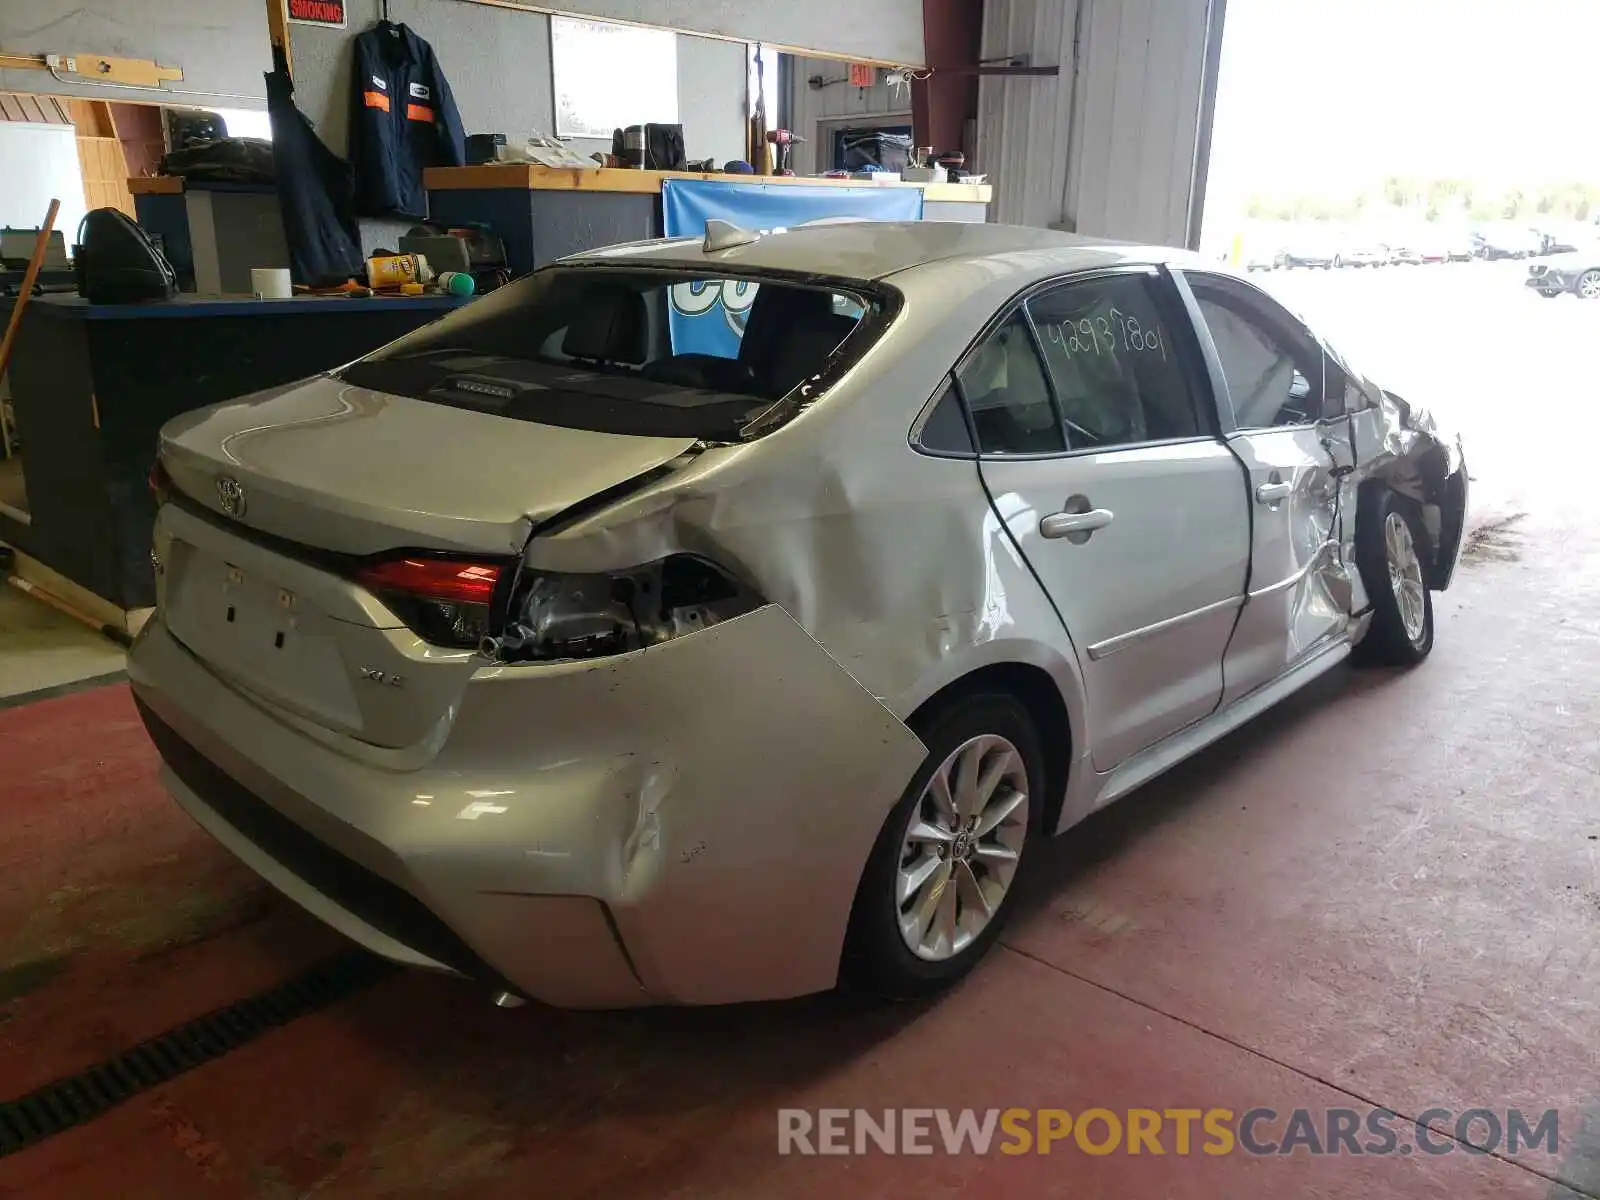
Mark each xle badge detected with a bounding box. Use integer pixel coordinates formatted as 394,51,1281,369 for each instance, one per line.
358,666,405,688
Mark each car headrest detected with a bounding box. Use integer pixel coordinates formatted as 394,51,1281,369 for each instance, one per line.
738,286,838,364
562,287,648,363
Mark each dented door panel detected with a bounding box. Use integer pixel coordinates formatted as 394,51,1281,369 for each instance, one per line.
1221,425,1352,704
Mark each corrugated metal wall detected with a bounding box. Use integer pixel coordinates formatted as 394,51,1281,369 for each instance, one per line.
976,0,1223,246
786,60,914,175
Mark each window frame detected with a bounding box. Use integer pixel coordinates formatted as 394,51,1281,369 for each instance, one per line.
1173,269,1352,433
943,264,1225,462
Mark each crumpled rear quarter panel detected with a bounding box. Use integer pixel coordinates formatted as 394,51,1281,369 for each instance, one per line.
448,604,928,1004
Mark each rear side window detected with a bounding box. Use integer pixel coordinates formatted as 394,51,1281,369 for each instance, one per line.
1026,275,1201,448
957,313,1065,455
916,378,974,454
339,267,888,442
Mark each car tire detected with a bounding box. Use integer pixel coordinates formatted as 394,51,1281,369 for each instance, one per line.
1577,269,1600,300
841,693,1042,1000
1353,489,1434,668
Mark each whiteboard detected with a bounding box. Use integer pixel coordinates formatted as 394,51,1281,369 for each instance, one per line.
551,16,677,139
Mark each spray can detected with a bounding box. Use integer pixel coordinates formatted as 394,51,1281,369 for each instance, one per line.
366,252,433,289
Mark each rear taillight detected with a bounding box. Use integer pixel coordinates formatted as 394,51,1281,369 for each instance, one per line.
356,556,504,649
357,553,763,659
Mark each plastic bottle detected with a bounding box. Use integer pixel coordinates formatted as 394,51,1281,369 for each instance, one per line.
366,252,433,289
437,271,476,297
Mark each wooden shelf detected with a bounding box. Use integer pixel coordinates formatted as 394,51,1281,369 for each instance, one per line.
129,176,184,195
423,164,991,204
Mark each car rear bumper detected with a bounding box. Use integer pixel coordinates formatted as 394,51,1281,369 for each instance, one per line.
129,608,925,1007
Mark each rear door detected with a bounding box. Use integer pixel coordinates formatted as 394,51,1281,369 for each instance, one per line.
967,268,1250,770
1176,271,1355,705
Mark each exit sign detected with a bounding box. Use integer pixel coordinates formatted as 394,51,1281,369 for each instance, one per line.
848,63,875,87
288,0,347,28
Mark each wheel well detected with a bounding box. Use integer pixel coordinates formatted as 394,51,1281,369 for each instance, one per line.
908,662,1072,835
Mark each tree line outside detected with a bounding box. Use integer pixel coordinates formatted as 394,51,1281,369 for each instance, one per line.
1244,177,1600,224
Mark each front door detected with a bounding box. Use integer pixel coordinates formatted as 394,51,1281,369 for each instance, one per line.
1179,272,1353,704
964,270,1250,770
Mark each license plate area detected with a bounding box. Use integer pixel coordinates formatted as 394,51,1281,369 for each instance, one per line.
165,540,364,731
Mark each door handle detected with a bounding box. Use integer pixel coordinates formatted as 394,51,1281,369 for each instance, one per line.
1255,481,1292,504
1040,508,1114,540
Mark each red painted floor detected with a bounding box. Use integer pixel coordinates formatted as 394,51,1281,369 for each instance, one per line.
2,507,1598,1198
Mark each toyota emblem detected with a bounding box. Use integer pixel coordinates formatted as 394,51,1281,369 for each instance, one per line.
216,475,247,518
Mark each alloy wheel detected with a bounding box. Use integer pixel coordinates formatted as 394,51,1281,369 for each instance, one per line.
1578,270,1600,300
895,734,1029,962
1385,511,1427,644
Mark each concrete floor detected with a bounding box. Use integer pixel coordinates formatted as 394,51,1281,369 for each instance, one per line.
2,264,1598,1197
0,582,125,704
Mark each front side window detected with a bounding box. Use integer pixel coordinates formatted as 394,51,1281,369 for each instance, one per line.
339,267,886,441
1025,274,1202,449
1186,277,1342,429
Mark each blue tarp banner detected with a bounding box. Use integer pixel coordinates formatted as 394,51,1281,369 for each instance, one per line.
660,179,924,357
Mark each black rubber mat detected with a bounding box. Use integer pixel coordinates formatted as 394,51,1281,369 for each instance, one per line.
0,950,396,1158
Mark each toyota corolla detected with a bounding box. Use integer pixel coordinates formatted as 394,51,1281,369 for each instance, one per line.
131,222,1469,1008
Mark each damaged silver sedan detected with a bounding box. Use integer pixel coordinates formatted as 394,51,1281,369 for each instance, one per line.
129,222,1468,1007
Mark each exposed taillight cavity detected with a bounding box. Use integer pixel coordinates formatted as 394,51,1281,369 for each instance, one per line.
356,556,503,649
488,554,763,664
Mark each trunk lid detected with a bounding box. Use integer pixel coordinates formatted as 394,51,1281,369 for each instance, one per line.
160,375,699,557
155,376,697,749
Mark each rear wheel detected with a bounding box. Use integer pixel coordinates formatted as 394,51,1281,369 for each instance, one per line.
1577,269,1600,300
1353,490,1434,667
842,694,1041,999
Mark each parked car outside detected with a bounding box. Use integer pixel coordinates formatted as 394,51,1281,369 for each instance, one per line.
1416,237,1450,264
130,222,1470,1007
1474,224,1542,259
1526,246,1600,298
1244,248,1285,272
1281,238,1337,269
1530,225,1582,256
1333,243,1386,268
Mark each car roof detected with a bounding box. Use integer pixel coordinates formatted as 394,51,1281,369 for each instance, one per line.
566,220,1201,285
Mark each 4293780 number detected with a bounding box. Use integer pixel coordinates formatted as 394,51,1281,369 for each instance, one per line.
1042,306,1166,360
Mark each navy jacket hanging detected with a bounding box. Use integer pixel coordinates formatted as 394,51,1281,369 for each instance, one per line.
350,21,465,218
265,65,364,286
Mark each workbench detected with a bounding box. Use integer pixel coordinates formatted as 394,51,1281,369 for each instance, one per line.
130,177,289,294
423,164,994,276
0,292,468,618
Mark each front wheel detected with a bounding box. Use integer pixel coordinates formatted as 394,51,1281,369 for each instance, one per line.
842,694,1041,1000
1577,269,1600,300
1353,491,1434,667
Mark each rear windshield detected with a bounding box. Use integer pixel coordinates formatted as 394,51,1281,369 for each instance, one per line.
339,265,889,442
